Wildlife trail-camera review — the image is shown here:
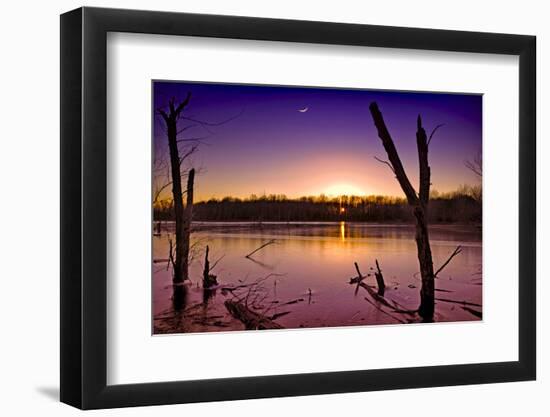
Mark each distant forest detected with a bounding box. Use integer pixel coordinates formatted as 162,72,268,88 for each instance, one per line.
154,185,481,223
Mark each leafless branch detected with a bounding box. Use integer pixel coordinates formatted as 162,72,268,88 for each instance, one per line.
174,93,192,115
209,254,225,272
157,108,169,122
176,136,212,144
180,107,244,128
373,156,396,174
178,145,199,166
464,160,482,177
351,261,417,315
155,118,167,133
461,306,482,318
153,181,173,204
427,124,445,146
245,239,277,258
434,297,482,308
363,296,407,324
434,245,463,277
176,124,199,135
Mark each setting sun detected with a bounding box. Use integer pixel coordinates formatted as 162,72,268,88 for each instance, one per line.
324,183,365,197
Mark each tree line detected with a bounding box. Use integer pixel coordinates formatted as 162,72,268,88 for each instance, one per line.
153,185,481,224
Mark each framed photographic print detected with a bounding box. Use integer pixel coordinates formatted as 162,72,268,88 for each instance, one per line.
60,7,536,409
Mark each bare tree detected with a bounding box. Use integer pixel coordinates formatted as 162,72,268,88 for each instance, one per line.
465,150,482,178
156,93,242,283
157,94,195,283
368,102,437,321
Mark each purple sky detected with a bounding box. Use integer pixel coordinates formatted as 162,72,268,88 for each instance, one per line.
153,81,482,201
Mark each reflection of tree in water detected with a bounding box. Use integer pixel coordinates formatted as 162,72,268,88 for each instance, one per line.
202,288,216,304
172,284,188,311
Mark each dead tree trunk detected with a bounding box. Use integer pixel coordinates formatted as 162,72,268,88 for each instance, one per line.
224,300,284,330
202,244,218,288
157,94,192,283
203,245,210,283
369,102,435,321
374,259,386,296
181,168,195,281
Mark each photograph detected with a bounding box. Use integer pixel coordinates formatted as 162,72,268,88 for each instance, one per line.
152,81,483,334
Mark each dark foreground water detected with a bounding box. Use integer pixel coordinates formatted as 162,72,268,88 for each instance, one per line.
153,222,482,334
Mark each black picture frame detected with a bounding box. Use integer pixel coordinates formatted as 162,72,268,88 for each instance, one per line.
60,6,536,410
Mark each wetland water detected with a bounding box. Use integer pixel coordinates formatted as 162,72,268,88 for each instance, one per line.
153,222,482,334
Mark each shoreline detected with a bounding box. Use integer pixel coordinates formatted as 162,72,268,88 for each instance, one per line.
154,219,483,227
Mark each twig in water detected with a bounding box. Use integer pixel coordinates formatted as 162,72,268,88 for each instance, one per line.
245,256,275,270
434,245,463,277
461,306,482,319
209,254,225,272
224,300,284,330
153,258,169,264
245,239,277,258
270,311,291,320
280,298,305,306
351,262,416,316
352,262,368,295
435,297,482,308
363,297,407,324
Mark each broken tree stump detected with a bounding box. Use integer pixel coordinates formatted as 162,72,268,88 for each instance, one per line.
374,259,386,296
202,245,218,288
350,262,417,316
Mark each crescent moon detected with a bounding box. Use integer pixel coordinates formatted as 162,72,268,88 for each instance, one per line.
298,107,309,113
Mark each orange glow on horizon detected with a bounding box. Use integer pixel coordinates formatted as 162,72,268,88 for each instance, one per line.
325,183,366,197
